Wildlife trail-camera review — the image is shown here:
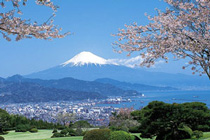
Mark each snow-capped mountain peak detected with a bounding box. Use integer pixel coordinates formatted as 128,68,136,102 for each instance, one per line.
62,51,109,66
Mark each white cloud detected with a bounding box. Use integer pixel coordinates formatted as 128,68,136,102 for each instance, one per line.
107,56,164,68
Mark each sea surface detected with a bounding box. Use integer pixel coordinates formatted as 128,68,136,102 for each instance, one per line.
97,90,210,109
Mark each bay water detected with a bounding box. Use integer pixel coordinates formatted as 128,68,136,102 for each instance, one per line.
97,90,210,109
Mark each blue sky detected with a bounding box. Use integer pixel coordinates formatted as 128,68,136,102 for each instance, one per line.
0,0,196,77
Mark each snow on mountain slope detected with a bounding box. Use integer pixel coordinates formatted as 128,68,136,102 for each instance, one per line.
61,51,117,66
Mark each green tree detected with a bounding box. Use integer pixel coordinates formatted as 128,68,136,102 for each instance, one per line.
131,101,210,140
0,109,10,134
73,120,91,129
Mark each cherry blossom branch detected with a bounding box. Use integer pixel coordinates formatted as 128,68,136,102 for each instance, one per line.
0,0,69,41
113,0,210,79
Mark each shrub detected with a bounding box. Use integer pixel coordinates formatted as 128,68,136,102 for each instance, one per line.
57,126,66,130
109,126,129,132
83,129,111,140
29,128,38,133
52,129,58,133
66,128,76,134
51,132,62,138
3,127,14,131
60,134,65,137
82,131,87,136
69,133,76,136
197,125,210,132
75,128,83,136
0,136,4,140
99,126,108,129
109,131,135,140
121,126,129,132
67,128,76,136
193,130,203,138
15,124,29,132
0,131,9,135
60,129,68,135
109,126,121,131
129,127,140,133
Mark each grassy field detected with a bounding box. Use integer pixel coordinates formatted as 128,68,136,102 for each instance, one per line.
0,130,152,140
1,130,210,140
0,130,83,140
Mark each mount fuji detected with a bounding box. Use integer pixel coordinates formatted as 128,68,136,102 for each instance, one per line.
26,51,210,89
62,51,116,66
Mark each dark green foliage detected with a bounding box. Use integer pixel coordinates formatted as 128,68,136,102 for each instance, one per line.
109,126,129,132
155,125,193,140
193,130,203,138
7,113,59,131
75,128,83,136
83,129,111,140
29,128,38,133
52,129,58,133
197,125,210,132
51,132,62,138
129,126,140,133
69,133,76,136
3,127,14,131
0,109,60,132
82,131,87,136
60,129,68,135
57,125,66,130
0,109,10,134
178,125,193,139
51,128,76,138
72,121,91,129
15,124,30,132
66,128,76,136
99,126,108,129
0,131,8,135
109,131,135,140
132,101,210,140
133,135,141,140
0,136,5,140
51,132,65,138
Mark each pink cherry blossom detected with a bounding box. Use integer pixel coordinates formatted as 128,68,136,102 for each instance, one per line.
0,0,69,41
113,0,210,79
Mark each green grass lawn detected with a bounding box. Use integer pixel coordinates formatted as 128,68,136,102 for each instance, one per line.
187,132,210,140
1,130,210,140
0,130,83,140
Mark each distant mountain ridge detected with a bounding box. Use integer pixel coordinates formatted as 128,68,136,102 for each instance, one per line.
0,81,104,104
26,52,210,89
95,78,177,92
6,75,140,97
0,74,181,104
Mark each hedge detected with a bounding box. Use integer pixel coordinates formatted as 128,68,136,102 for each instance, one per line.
83,129,111,140
109,131,135,140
